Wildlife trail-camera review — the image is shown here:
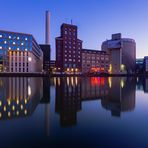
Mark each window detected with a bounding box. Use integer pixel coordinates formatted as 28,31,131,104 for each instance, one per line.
0,35,2,38
25,38,28,41
65,31,67,34
17,37,20,40
4,41,7,44
9,36,11,39
13,42,15,45
0,46,2,49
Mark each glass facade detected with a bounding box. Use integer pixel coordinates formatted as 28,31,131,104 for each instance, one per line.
0,30,43,72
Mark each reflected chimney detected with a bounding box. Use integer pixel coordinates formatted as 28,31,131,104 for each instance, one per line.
45,11,50,44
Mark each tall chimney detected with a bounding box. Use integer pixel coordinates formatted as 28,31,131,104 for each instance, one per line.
45,11,50,44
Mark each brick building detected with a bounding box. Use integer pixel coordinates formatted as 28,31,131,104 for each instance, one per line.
56,23,82,73
81,49,110,74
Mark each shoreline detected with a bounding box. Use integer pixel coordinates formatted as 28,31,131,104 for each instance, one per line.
0,73,147,77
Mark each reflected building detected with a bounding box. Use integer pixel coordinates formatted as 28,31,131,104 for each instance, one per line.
55,77,81,126
0,77,43,120
40,77,50,136
101,77,136,117
143,78,148,93
81,77,110,101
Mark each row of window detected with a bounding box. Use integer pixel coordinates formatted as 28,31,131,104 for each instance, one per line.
0,46,31,51
65,55,81,58
11,68,28,72
82,60,109,63
0,39,32,46
0,34,30,41
11,63,29,67
65,59,81,62
82,54,109,57
64,30,76,36
64,50,81,54
9,51,29,56
82,65,109,67
82,57,109,61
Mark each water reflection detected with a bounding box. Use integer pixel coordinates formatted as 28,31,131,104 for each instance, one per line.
0,76,148,147
55,77,81,127
101,77,136,117
0,76,146,124
0,77,43,120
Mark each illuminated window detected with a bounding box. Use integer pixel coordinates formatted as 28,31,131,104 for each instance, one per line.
25,37,28,41
21,42,24,45
4,41,7,44
0,46,2,49
9,36,11,39
9,47,11,50
25,48,28,51
17,37,20,40
28,57,32,62
17,48,19,51
13,42,15,45
0,35,2,38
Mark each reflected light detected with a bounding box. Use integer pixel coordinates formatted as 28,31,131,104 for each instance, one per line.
67,77,70,86
8,112,11,117
8,100,11,106
21,105,23,110
25,99,27,104
75,77,78,86
108,77,112,88
16,99,19,105
54,77,56,86
71,77,74,86
24,110,27,115
28,86,31,96
12,105,15,111
4,106,6,112
0,101,2,106
120,79,125,88
16,111,19,116
58,78,60,86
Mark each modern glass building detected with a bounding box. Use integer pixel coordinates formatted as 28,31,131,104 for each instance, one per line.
0,30,43,73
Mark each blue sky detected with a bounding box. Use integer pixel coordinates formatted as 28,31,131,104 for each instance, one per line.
0,0,148,59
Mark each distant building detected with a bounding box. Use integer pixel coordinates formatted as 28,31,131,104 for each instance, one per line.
56,23,82,73
81,49,109,73
102,33,136,74
144,56,148,73
40,45,50,73
50,60,56,73
136,58,144,74
0,30,43,73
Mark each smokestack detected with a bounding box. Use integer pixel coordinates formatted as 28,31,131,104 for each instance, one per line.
45,11,50,44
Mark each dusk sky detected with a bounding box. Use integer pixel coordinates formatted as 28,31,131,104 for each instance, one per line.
0,0,148,59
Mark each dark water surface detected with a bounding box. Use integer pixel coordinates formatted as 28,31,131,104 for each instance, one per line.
0,77,148,148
